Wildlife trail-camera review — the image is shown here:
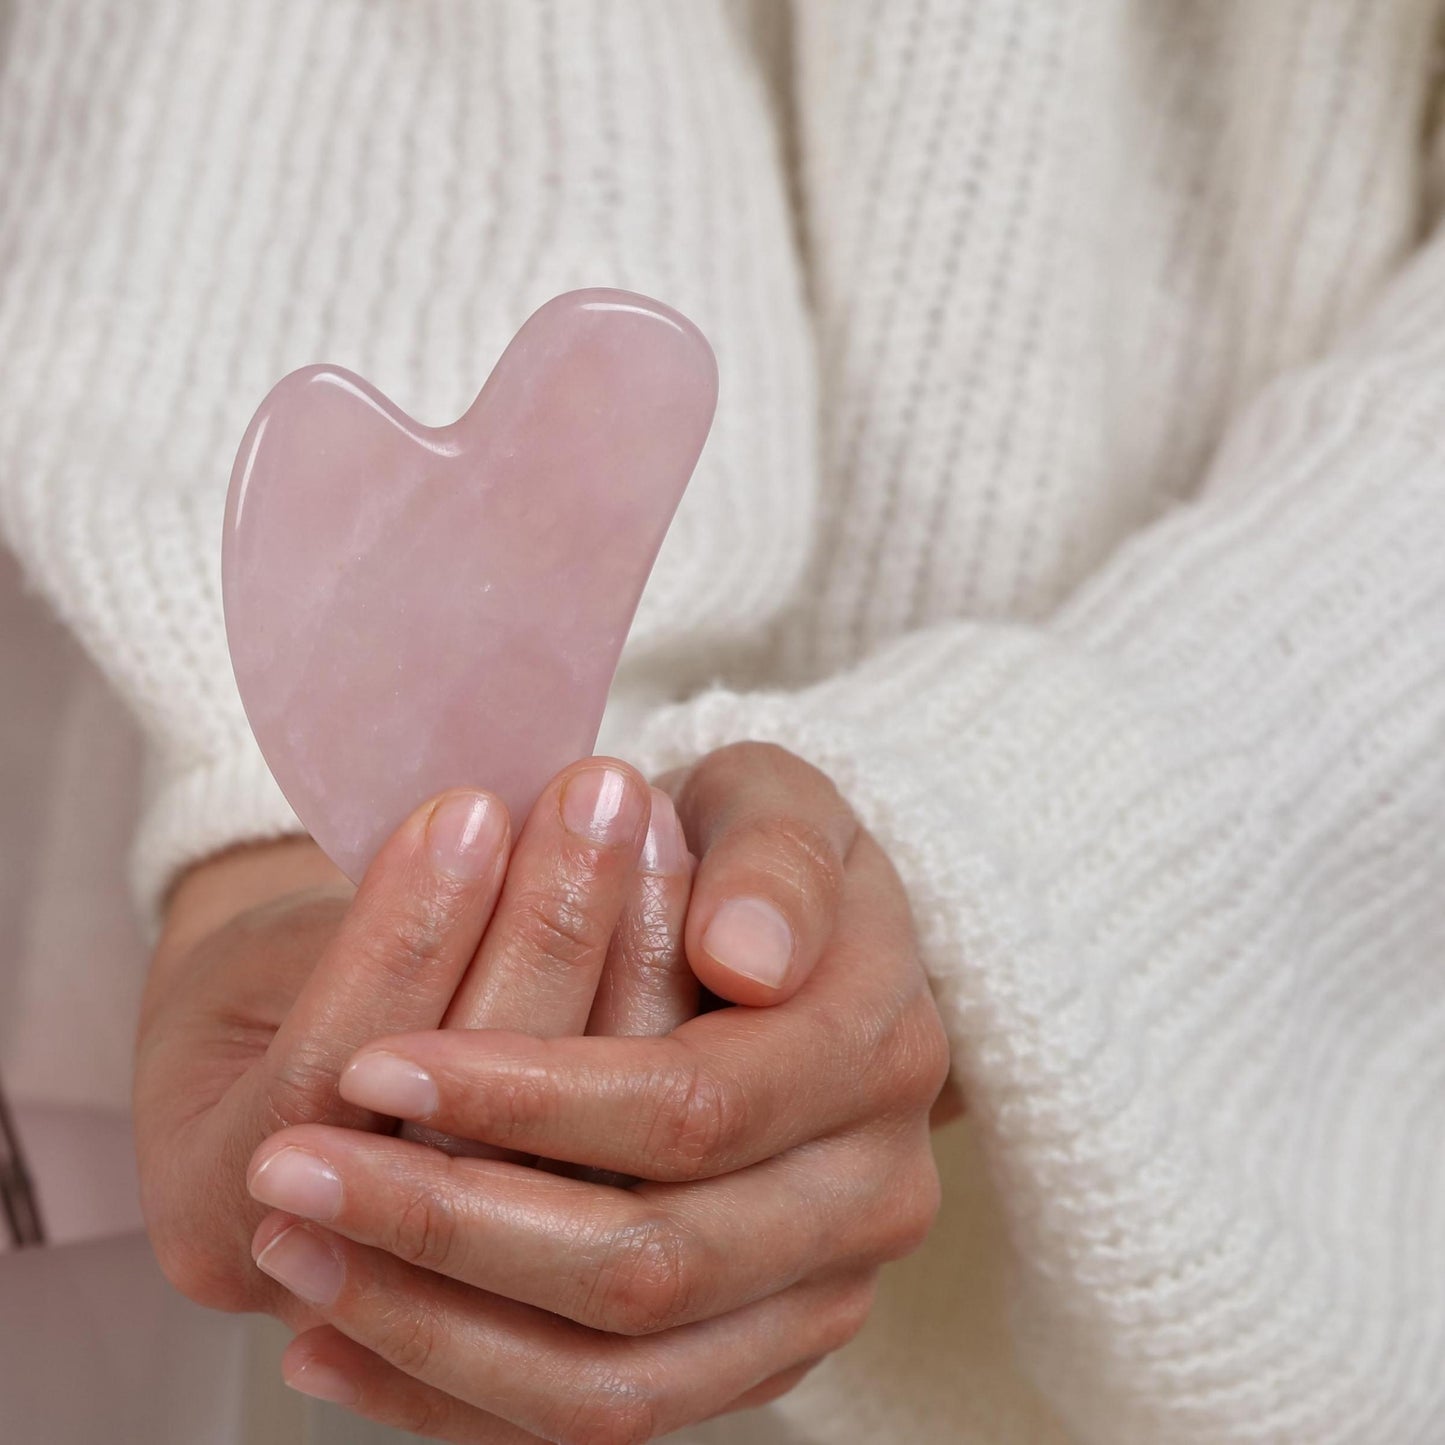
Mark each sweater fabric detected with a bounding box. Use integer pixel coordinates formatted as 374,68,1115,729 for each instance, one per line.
2,2,1444,1441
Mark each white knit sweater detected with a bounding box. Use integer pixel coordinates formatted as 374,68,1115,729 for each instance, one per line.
3,2,1444,1441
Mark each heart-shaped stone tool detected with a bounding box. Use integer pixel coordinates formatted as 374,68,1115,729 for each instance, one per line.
223,288,717,881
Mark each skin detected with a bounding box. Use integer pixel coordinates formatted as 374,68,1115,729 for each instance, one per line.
136,757,690,1317
139,742,959,1443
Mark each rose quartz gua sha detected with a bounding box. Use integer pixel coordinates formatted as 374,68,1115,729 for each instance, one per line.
223,289,717,881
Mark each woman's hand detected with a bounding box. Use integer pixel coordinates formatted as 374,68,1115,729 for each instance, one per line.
134,786,513,1318
246,744,954,1442
134,757,687,1324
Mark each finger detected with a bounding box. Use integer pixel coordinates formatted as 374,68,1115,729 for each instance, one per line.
441,757,651,1035
401,758,649,1162
282,1327,543,1444
282,1328,822,1440
711,1359,821,1417
341,837,940,1180
251,1212,875,1443
257,788,510,1128
565,786,697,1186
673,741,858,1004
247,1121,935,1335
586,788,698,1038
284,1323,826,1439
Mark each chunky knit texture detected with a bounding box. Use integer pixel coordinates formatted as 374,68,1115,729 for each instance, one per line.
3,2,1444,1442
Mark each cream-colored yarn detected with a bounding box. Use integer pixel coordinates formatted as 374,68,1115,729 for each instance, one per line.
2,3,1442,1440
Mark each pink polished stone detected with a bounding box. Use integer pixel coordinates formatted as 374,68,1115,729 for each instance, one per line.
223,289,717,881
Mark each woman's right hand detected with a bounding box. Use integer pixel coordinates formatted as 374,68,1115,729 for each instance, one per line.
133,759,691,1323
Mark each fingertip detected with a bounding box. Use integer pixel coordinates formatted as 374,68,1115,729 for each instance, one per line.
282,1327,361,1407
690,893,807,1005
667,749,856,1008
704,895,795,986
339,1048,439,1120
245,1135,282,1193
640,787,692,875
423,788,510,881
283,1349,359,1407
554,756,652,848
250,1208,300,1263
244,1123,329,1187
352,786,510,900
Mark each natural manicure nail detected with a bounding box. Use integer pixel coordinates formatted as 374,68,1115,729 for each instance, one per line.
285,1359,358,1407
639,788,690,874
249,1147,342,1222
254,1225,345,1307
561,765,646,844
427,790,506,879
702,896,795,987
340,1051,439,1119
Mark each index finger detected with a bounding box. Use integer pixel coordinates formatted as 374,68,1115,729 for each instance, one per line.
340,835,926,1180
261,788,510,1124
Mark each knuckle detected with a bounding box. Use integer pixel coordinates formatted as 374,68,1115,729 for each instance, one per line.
382,900,452,970
771,813,846,884
822,1278,878,1354
912,1008,955,1108
615,909,681,986
591,1215,693,1335
707,739,808,787
382,1302,445,1379
687,739,775,790
512,888,606,968
265,1037,344,1127
748,1358,823,1410
679,741,856,871
389,1180,456,1273
555,1373,659,1445
485,1064,558,1140
754,814,846,910
883,1160,944,1260
392,1393,453,1441
914,1159,945,1241
350,890,455,984
878,998,953,1116
647,1059,745,1179
679,741,805,817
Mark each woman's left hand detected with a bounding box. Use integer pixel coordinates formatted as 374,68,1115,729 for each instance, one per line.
249,743,955,1443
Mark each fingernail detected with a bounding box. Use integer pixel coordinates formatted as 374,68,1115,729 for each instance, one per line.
248,1147,343,1222
702,896,794,988
340,1051,439,1119
561,764,646,845
254,1225,345,1306
427,791,506,880
639,788,690,875
285,1358,357,1406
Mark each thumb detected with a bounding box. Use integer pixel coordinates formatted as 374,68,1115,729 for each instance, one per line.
670,742,857,1006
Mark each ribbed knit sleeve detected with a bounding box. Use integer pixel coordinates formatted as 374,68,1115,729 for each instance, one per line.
4,1,1444,1439
634,210,1445,1441
0,0,813,916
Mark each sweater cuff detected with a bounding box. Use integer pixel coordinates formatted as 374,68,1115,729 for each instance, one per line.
629,624,1112,1078
129,736,303,928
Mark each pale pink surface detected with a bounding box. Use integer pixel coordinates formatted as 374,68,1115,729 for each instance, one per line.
223,289,717,881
